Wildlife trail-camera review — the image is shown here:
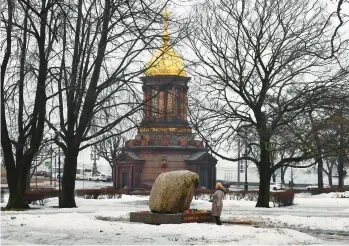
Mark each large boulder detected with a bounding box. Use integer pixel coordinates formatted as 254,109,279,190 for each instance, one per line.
149,170,199,213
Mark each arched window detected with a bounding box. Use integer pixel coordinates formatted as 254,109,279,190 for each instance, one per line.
174,87,180,117
151,89,157,117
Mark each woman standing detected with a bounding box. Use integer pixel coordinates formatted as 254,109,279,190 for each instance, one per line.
210,182,226,225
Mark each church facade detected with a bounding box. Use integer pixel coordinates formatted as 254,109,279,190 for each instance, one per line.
112,10,217,190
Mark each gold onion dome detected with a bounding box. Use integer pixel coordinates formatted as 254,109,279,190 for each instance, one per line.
145,9,186,77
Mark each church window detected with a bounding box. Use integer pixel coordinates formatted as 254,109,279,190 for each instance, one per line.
174,87,180,117
199,167,213,189
122,172,129,188
151,89,157,117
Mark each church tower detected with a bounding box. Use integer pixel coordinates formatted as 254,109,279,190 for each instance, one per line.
113,9,217,190
141,9,190,132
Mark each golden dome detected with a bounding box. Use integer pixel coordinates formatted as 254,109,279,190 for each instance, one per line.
145,9,186,77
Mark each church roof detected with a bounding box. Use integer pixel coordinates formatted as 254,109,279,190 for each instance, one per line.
125,151,144,161
185,151,218,163
114,151,144,163
186,151,206,161
144,9,186,77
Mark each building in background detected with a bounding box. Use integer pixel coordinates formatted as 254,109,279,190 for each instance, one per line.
216,160,348,186
216,162,259,184
113,10,217,189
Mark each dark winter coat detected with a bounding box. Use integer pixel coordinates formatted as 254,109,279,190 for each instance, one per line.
211,187,226,216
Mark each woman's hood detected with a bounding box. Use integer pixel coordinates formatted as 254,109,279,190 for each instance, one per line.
218,187,226,193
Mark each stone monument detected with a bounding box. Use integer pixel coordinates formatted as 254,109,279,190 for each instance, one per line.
149,170,199,213
130,170,213,224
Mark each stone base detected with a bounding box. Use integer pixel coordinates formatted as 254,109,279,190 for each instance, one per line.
130,212,214,224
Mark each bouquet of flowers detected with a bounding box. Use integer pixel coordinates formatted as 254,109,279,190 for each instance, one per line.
183,209,208,214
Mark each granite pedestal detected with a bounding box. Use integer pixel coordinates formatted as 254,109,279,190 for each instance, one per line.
130,211,213,224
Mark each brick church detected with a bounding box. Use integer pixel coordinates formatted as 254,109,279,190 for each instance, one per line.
112,10,217,190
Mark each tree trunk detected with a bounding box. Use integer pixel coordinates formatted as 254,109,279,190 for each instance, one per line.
6,177,30,209
313,129,324,188
309,112,324,188
59,0,112,208
338,122,344,188
317,156,324,189
270,150,276,183
2,0,47,210
61,144,78,208
338,154,344,188
26,170,31,191
256,139,271,208
290,168,295,189
324,159,334,187
256,165,271,207
280,167,286,185
6,159,31,209
328,169,333,187
3,128,33,209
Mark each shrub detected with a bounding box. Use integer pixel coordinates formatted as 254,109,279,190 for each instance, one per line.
138,184,152,189
101,188,124,198
292,187,349,195
119,188,133,195
75,188,122,199
194,188,294,207
226,190,259,201
24,189,59,205
307,187,349,195
270,191,295,207
130,190,150,196
195,188,214,195
194,188,213,200
194,189,260,201
75,189,101,199
290,189,307,194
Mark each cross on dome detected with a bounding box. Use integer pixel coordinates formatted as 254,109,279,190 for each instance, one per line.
144,8,186,77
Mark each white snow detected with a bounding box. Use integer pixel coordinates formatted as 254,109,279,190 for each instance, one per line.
1,192,349,245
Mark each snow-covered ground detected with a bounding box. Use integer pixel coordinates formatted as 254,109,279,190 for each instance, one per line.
1,192,349,245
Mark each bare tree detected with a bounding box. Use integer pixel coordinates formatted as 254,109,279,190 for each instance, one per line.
336,103,349,188
1,0,60,209
323,156,337,187
309,110,326,188
187,0,348,207
94,133,125,168
45,0,188,207
307,89,349,188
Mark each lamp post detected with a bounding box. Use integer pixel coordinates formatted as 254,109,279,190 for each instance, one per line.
58,146,61,207
55,130,61,208
90,147,99,176
244,128,248,191
50,144,53,185
338,108,345,188
54,152,56,189
83,162,85,190
35,159,38,189
237,139,240,187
